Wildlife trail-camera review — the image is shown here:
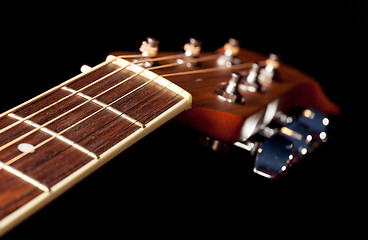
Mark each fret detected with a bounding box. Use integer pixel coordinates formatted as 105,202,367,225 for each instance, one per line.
0,129,95,188
0,162,50,192
61,86,145,128
0,170,43,222
8,113,99,159
0,55,192,236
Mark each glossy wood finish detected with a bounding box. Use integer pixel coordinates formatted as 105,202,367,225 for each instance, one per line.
112,48,339,141
0,47,339,236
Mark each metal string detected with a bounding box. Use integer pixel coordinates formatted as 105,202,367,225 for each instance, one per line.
0,53,258,172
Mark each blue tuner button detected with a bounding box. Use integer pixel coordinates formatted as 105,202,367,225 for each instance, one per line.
254,134,296,178
279,121,312,156
298,108,329,141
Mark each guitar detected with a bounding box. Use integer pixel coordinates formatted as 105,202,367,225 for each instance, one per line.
0,37,339,236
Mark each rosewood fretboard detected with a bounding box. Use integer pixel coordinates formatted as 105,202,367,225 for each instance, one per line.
0,56,191,234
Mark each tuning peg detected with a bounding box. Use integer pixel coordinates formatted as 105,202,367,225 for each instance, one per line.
177,37,202,67
216,72,245,104
184,37,202,57
258,53,281,84
137,37,159,67
253,133,296,178
297,108,329,142
239,63,263,93
234,133,298,178
139,36,159,57
260,110,314,156
234,107,331,178
217,38,241,67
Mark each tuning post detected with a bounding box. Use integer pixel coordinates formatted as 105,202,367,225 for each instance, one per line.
177,37,202,67
136,37,159,67
258,53,281,83
239,63,264,93
273,111,294,125
215,72,245,104
217,38,241,67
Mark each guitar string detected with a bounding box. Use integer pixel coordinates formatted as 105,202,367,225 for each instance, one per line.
0,53,228,167
0,53,261,172
0,56,120,120
2,76,184,170
161,61,264,78
0,53,187,135
3,75,161,166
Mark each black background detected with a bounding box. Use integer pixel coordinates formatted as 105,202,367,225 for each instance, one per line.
2,1,367,238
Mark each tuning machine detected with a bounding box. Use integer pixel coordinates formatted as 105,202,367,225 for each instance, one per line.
239,63,264,93
253,134,297,178
276,108,330,145
216,62,268,104
216,72,245,104
234,108,331,178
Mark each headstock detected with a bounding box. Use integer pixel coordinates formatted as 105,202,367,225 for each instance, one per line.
109,37,339,178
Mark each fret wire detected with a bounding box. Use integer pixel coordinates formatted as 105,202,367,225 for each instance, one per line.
0,69,146,153
0,56,121,120
0,161,50,192
0,52,261,233
61,86,144,128
67,80,182,156
0,62,132,136
7,113,99,161
2,74,164,167
0,53,210,136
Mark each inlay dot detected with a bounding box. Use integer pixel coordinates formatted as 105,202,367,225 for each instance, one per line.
18,143,35,153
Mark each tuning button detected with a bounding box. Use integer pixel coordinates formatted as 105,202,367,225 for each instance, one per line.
279,121,312,156
298,108,329,142
233,108,331,179
254,133,296,178
217,38,241,67
216,72,245,104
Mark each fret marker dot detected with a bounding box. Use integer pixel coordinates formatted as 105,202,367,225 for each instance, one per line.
18,143,35,153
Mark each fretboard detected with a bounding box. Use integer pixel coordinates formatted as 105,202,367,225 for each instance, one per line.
0,56,192,235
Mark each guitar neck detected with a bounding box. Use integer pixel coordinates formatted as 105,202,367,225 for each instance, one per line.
0,56,191,235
